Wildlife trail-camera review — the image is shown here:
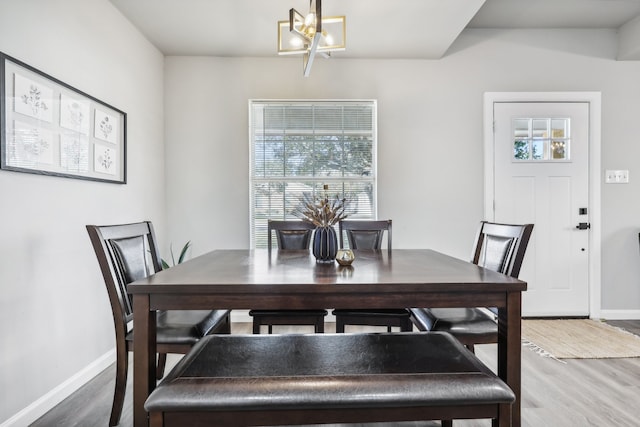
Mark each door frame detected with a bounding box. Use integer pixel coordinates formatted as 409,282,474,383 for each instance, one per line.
483,92,602,319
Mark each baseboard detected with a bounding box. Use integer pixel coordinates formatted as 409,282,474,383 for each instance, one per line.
596,309,640,320
1,349,115,427
231,309,251,323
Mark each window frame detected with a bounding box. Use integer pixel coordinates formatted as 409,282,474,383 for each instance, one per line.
249,99,378,249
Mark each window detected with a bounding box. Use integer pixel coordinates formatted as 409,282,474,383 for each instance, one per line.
250,100,377,248
513,117,570,161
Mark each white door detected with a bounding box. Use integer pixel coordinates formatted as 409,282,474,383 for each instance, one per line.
493,102,590,317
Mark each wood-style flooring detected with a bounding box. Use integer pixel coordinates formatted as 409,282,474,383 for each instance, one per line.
31,321,640,427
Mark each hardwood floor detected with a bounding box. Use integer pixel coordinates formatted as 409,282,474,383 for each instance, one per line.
31,321,640,427
607,319,640,337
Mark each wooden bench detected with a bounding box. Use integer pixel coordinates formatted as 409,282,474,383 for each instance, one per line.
145,332,515,426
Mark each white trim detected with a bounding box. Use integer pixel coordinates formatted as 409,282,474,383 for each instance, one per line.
1,350,115,427
483,92,602,318
597,309,640,320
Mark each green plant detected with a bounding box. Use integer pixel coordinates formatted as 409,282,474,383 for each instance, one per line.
161,241,191,269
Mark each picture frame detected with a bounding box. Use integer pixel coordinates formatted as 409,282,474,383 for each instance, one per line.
0,52,126,183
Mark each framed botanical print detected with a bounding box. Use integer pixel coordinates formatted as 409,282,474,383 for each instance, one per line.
0,52,126,183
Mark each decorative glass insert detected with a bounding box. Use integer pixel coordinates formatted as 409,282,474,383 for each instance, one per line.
513,117,570,161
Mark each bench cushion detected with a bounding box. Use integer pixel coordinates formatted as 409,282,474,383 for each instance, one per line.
145,332,514,412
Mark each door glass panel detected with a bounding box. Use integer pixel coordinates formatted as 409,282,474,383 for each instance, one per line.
551,119,567,138
532,119,548,138
514,119,529,138
512,117,570,162
514,140,529,160
551,141,567,159
532,139,545,160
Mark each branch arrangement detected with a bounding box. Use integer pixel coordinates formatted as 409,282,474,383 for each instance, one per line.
292,190,350,227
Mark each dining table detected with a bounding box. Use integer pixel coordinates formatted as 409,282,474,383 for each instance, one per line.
128,248,527,427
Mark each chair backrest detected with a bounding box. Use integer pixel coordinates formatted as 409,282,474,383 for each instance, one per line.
339,220,392,252
471,221,534,279
86,222,163,334
267,220,316,251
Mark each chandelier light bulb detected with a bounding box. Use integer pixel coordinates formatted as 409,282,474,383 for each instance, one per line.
304,12,316,27
324,33,333,45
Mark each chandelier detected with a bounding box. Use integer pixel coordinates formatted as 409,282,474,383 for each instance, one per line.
277,0,346,77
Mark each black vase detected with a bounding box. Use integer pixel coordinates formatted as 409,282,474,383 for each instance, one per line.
312,226,338,263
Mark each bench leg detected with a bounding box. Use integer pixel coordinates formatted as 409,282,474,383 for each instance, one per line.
496,402,512,427
149,411,163,427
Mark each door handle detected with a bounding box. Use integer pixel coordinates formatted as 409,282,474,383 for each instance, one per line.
576,223,591,230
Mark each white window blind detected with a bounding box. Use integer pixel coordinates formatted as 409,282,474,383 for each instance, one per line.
249,100,377,248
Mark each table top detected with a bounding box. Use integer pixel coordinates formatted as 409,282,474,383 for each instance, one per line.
128,249,526,294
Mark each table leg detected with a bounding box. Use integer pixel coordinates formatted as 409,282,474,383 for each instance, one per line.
496,291,522,427
133,294,156,427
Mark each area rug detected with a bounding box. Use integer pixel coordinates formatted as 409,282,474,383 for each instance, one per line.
521,319,640,360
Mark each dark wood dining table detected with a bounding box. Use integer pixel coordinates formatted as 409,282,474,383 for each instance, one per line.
128,249,526,427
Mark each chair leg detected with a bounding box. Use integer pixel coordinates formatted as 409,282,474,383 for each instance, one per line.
315,318,325,333
110,346,128,427
466,344,476,354
401,317,413,332
156,353,167,380
252,319,261,334
442,420,453,427
220,313,232,334
335,317,345,333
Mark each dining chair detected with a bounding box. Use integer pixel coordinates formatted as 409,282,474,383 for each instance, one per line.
410,221,534,353
249,220,327,334
332,219,413,333
86,221,231,427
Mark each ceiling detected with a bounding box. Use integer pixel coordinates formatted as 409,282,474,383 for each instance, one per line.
109,0,640,59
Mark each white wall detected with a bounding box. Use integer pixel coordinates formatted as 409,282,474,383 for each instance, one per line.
165,29,640,314
164,56,484,258
0,0,165,424
2,5,640,424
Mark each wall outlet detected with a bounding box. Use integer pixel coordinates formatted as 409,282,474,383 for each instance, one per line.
605,169,629,183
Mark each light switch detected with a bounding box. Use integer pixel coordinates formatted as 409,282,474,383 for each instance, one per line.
605,170,629,184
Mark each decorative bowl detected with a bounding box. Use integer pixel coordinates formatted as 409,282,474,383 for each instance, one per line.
336,249,355,266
